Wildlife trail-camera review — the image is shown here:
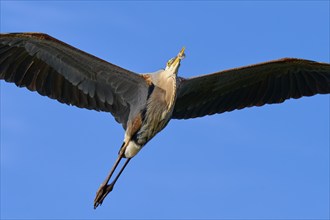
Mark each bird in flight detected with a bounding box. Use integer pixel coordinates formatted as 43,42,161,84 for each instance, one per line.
1,33,329,208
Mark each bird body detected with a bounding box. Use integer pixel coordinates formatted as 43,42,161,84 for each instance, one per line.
123,69,179,158
1,33,329,208
122,49,184,158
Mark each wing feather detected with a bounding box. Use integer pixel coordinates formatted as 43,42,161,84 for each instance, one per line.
0,33,149,127
173,58,330,119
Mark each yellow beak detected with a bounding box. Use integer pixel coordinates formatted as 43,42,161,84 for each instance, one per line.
172,47,185,67
178,47,185,58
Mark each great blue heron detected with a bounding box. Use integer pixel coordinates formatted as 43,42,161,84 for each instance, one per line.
1,33,329,208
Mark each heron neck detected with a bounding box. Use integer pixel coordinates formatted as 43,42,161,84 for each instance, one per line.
152,69,177,110
163,71,177,110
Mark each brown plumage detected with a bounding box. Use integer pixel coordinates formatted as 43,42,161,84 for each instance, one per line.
1,32,329,208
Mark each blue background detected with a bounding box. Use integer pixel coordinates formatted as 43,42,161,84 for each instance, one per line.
1,1,329,219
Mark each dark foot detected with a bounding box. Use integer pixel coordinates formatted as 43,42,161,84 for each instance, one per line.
94,183,114,209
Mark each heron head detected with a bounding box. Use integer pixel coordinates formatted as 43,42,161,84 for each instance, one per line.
165,47,185,73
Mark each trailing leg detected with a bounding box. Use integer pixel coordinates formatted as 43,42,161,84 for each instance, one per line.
94,142,131,208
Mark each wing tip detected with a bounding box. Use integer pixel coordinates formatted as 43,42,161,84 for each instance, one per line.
1,32,52,40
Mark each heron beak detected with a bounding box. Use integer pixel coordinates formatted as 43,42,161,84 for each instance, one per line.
178,47,185,59
172,47,186,67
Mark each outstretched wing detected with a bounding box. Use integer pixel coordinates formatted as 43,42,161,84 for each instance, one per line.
173,58,330,119
0,33,149,128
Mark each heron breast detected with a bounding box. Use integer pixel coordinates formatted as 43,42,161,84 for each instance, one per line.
134,86,174,146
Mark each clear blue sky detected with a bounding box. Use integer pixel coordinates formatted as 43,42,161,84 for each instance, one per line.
1,1,329,219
